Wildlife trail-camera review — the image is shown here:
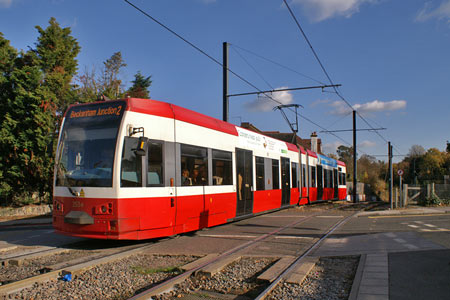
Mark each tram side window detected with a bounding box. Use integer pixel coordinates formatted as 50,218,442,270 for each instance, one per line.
272,159,280,189
147,141,163,186
339,172,346,185
302,164,307,187
310,166,316,187
324,169,329,188
291,162,298,188
180,144,208,186
256,156,265,190
121,137,142,187
212,149,232,185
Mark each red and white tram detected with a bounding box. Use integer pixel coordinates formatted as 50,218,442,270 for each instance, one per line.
53,98,346,240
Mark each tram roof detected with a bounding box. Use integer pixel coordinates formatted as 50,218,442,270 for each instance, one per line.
100,98,299,153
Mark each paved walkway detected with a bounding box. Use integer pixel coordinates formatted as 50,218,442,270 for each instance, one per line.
0,216,52,227
310,206,450,300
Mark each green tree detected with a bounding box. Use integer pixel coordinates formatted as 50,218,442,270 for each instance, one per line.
75,65,100,103
34,17,80,115
0,18,79,205
418,148,446,182
337,145,353,181
0,50,54,205
0,33,18,202
100,51,126,99
76,52,127,101
127,71,152,98
357,154,386,200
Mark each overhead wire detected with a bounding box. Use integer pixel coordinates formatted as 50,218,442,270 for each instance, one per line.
282,0,401,156
230,46,274,90
123,0,271,99
230,44,326,86
123,0,359,152
230,43,357,146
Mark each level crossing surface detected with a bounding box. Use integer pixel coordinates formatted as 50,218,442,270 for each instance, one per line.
1,204,450,300
312,207,450,300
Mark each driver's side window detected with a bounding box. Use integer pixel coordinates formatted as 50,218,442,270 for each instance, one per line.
120,137,142,187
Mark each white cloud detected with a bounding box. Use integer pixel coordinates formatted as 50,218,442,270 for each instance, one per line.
0,0,12,8
416,1,450,22
329,99,407,116
244,87,293,112
323,141,343,154
358,140,376,148
291,0,375,22
310,99,331,107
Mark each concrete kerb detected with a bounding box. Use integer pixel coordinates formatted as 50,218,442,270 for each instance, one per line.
348,254,366,300
357,207,450,217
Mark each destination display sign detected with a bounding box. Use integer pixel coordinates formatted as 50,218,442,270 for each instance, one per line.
68,101,126,120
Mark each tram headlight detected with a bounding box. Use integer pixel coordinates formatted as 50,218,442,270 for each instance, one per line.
54,200,63,212
94,202,113,215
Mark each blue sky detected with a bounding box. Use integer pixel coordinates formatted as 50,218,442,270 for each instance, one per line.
1,0,449,162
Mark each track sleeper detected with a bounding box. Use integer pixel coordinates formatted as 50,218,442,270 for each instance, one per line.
285,256,318,284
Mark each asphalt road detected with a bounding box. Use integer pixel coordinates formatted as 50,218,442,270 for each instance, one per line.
331,212,450,300
0,223,86,249
1,205,450,300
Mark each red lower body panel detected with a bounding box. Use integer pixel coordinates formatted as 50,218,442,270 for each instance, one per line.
53,186,312,240
253,190,282,214
338,187,347,200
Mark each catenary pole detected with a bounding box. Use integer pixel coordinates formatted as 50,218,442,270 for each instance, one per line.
223,42,229,122
353,110,357,203
388,141,393,209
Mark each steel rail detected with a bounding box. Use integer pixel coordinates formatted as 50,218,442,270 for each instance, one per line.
0,242,155,296
254,208,363,300
129,202,352,299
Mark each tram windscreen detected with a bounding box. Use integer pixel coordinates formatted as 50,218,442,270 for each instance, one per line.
55,101,125,187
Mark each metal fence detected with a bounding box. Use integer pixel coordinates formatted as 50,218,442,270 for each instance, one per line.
435,184,450,201
400,183,450,207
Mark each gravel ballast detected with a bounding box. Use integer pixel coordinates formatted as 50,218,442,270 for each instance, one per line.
0,250,97,285
5,254,197,300
154,256,276,299
268,255,360,300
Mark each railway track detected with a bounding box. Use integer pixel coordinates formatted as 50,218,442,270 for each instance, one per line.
130,201,376,300
0,201,379,299
0,241,155,296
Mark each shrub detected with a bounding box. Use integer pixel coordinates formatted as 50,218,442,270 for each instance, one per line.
419,193,442,206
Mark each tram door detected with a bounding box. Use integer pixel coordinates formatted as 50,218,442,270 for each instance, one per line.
333,169,338,199
317,165,323,200
236,148,253,216
281,157,291,206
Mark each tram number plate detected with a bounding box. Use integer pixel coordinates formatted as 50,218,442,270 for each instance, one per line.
73,201,84,208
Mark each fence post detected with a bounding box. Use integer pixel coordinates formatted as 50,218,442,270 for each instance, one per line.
432,183,435,196
427,184,431,198
395,188,398,209
403,184,408,207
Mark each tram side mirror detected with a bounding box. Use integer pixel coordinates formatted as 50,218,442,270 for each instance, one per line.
134,137,148,157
